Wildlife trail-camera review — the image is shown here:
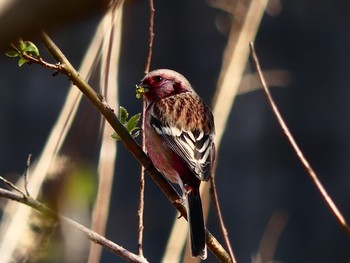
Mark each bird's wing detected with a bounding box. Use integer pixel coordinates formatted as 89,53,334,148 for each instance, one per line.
150,116,214,181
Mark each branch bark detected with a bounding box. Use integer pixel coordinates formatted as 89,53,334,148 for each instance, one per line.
0,187,148,263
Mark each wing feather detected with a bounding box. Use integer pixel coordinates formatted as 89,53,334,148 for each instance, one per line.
150,116,213,181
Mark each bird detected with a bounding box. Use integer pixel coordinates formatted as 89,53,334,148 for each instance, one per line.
138,69,215,259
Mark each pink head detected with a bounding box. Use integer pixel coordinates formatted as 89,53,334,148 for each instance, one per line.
139,69,194,102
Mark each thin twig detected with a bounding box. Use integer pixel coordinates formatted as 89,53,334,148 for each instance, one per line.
0,176,26,198
138,69,146,257
138,0,155,257
137,168,145,258
22,53,62,71
144,0,155,75
249,41,350,236
209,175,236,263
23,153,32,196
0,187,148,263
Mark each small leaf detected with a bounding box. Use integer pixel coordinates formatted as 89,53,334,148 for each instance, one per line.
126,113,141,132
112,107,142,141
5,51,20,58
18,39,25,52
111,132,121,141
18,57,28,67
23,41,40,57
119,106,129,124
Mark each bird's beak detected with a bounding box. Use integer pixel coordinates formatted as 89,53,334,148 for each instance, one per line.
135,83,149,99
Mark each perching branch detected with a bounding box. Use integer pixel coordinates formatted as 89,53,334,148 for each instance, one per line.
4,32,231,262
250,41,350,236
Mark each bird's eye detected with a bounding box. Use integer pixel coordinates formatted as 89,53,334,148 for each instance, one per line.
154,76,163,83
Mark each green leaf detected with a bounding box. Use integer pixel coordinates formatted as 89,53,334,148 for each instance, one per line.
111,132,121,141
23,41,40,57
5,51,20,58
18,39,25,52
6,39,41,66
112,107,141,141
18,57,28,67
126,113,141,132
119,106,129,124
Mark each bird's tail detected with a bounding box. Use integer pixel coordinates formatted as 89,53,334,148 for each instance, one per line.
186,189,207,259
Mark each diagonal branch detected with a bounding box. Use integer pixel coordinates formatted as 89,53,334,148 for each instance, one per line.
35,32,231,261
250,41,350,237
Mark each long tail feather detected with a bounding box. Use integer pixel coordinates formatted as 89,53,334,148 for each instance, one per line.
187,189,207,259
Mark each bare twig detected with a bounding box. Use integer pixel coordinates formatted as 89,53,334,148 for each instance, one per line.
23,154,32,196
144,0,155,75
249,41,350,236
209,175,236,263
0,187,148,263
138,0,155,257
0,153,32,197
0,176,26,198
137,169,145,258
22,53,62,71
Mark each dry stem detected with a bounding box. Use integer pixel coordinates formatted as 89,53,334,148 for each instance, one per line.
250,41,350,236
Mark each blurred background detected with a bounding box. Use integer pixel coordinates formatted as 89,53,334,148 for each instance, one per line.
0,0,350,262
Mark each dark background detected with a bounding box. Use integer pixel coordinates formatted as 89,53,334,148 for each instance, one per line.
1,0,350,262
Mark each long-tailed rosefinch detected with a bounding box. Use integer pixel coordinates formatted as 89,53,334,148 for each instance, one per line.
138,69,215,259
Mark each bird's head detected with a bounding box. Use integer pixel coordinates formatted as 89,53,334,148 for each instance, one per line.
136,69,194,102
